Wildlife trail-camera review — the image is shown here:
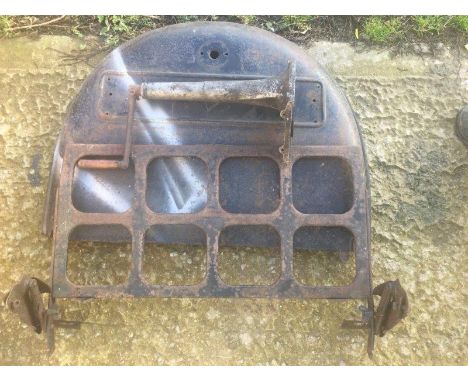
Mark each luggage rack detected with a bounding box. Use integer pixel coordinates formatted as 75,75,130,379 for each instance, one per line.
4,22,408,357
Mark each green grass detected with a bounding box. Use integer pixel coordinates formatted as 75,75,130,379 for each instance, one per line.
1,15,467,49
97,15,156,45
237,15,258,25
0,16,12,36
363,17,403,43
277,16,316,33
451,16,468,32
362,15,468,44
413,16,451,35
412,16,468,35
95,16,317,45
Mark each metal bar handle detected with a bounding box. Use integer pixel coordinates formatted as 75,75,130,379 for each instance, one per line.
78,61,295,169
142,77,286,109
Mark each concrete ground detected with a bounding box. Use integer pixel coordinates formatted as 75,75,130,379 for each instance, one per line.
0,35,466,365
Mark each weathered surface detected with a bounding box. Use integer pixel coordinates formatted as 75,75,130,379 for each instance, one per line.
0,36,467,365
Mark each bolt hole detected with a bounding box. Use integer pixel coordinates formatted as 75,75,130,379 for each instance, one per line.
312,99,316,103
224,52,229,56
200,51,204,55
109,92,113,96
209,50,220,60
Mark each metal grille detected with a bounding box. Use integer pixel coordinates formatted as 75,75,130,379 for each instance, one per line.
52,143,370,299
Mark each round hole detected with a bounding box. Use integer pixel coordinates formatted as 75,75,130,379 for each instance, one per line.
224,52,229,56
109,92,113,96
200,51,204,55
209,50,220,60
312,98,316,103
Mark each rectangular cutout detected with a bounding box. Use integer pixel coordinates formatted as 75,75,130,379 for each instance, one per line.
143,224,207,285
67,225,131,286
292,157,353,214
218,225,281,286
219,157,280,214
146,157,208,213
72,158,135,213
293,226,356,286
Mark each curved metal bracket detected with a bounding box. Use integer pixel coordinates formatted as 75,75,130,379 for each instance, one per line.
342,279,409,356
3,276,81,353
4,276,50,334
373,279,409,337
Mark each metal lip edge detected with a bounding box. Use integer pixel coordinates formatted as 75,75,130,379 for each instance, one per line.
51,277,370,299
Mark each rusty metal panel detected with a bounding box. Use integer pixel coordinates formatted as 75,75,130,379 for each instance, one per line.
6,22,408,356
